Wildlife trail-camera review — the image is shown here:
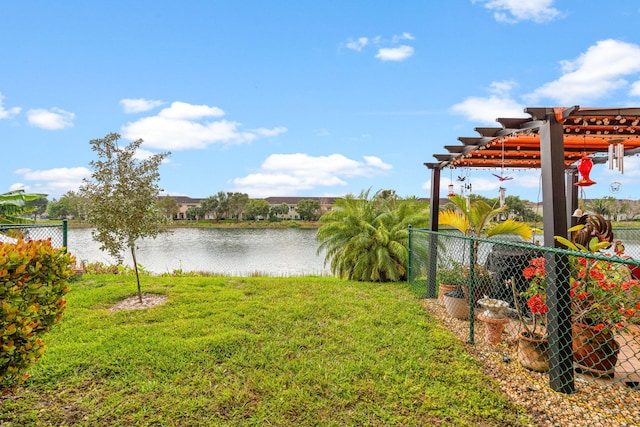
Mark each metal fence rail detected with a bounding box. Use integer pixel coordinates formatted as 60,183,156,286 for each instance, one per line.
409,227,640,427
0,220,68,249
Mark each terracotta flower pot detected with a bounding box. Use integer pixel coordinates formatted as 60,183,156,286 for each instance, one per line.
443,289,470,320
517,331,549,372
438,283,459,305
478,313,509,345
572,322,620,378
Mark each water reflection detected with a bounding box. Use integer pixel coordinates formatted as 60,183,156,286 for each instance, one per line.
67,227,330,276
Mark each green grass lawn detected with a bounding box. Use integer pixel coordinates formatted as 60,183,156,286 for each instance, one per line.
1,275,531,426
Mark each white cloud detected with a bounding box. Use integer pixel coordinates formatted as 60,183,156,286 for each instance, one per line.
524,39,640,105
363,156,392,170
375,45,414,62
631,81,640,97
120,98,165,113
392,32,415,43
13,167,91,198
26,108,75,130
346,37,368,51
344,33,415,61
473,0,561,23
251,126,288,137
121,101,286,151
0,93,21,119
451,80,526,123
231,153,392,197
157,101,224,120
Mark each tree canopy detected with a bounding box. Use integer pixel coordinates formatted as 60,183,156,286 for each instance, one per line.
79,133,170,302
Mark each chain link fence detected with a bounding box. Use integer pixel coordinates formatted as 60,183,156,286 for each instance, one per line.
0,220,68,249
409,227,640,426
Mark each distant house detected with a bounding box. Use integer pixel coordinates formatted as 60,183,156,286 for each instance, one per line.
172,196,203,220
264,197,338,220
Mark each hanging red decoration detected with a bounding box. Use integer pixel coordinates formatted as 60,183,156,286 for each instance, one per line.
448,183,455,197
575,155,596,187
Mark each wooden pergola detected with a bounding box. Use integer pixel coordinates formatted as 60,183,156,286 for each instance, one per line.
423,106,640,394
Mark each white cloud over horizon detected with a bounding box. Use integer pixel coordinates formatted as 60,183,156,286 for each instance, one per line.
122,101,287,151
231,153,393,197
26,108,75,129
12,167,91,198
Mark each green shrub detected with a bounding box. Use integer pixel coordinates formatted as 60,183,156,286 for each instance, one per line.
0,239,75,393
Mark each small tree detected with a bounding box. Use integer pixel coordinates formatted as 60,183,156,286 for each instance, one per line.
270,203,289,220
245,199,270,220
296,199,320,220
79,133,170,303
157,196,180,220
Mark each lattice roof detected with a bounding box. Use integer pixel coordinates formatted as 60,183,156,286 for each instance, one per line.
427,106,640,170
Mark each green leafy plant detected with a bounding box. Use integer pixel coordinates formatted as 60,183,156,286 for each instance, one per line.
0,190,47,225
437,261,468,287
79,133,170,303
0,239,75,393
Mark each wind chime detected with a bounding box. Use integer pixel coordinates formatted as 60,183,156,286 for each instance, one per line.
495,138,510,208
608,131,624,173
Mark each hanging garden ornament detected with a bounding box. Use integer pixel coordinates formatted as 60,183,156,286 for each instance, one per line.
575,155,596,187
499,187,506,208
610,181,622,193
448,183,455,197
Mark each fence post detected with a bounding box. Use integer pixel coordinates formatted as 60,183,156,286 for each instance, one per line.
62,219,68,252
407,225,412,284
468,237,475,344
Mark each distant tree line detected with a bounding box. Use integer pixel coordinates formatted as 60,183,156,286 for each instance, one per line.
46,191,323,222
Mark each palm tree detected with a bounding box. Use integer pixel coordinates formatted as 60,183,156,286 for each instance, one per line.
0,190,47,224
438,194,532,241
316,189,429,282
438,194,533,302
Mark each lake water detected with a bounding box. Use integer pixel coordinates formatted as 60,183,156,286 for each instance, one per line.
67,227,330,276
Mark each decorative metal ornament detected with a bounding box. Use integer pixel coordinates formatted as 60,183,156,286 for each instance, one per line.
610,181,622,193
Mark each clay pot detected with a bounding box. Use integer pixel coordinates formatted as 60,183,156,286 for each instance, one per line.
572,322,620,378
438,283,459,305
517,331,549,372
443,288,470,320
478,313,509,345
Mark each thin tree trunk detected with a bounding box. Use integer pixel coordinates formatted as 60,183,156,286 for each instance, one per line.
131,246,142,303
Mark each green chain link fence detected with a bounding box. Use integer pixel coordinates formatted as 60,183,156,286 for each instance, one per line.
0,220,68,250
409,227,640,427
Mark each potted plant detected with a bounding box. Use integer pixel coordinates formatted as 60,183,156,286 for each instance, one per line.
438,194,532,305
516,257,549,372
437,259,467,304
521,214,640,377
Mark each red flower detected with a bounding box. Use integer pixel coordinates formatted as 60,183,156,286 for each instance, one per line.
523,266,536,279
527,294,548,314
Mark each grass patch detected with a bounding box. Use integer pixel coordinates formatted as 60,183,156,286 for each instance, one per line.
1,275,530,426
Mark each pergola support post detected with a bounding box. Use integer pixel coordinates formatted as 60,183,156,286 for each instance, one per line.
566,168,579,227
426,164,441,299
539,114,575,394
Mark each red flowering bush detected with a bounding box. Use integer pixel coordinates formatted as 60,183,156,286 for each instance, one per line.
521,254,640,335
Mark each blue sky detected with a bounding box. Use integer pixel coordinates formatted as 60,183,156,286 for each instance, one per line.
2,0,640,202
